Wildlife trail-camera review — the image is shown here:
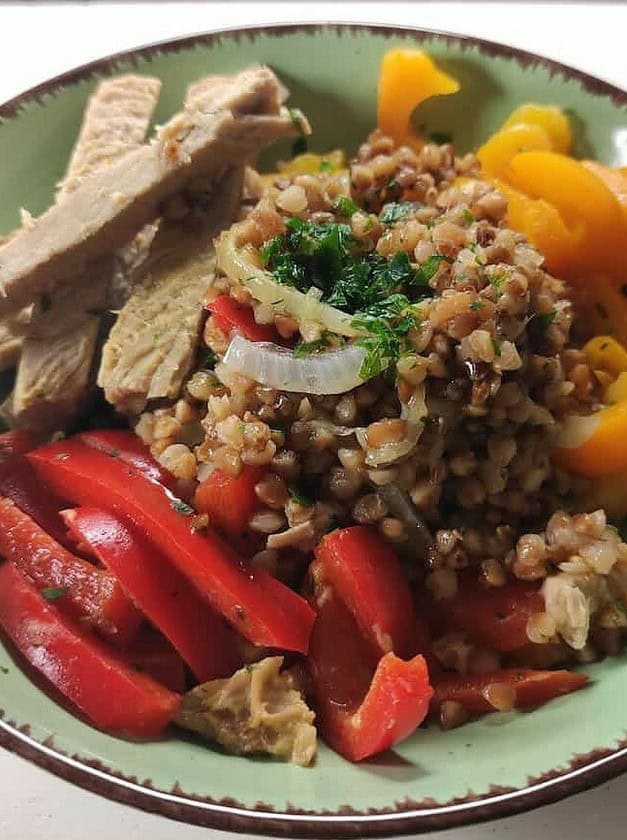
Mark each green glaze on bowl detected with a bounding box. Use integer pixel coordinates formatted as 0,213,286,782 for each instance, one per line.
0,24,626,837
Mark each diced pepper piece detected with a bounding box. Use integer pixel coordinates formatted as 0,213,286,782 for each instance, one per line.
553,401,627,477
0,495,141,646
507,151,626,278
63,507,242,682
377,49,459,150
0,456,71,549
78,429,175,488
124,627,187,693
583,336,627,379
313,526,415,658
29,440,315,653
494,177,577,277
194,465,264,549
501,104,571,154
430,668,588,718
206,295,279,343
308,591,432,761
0,562,179,736
422,574,545,652
477,123,552,181
0,429,37,461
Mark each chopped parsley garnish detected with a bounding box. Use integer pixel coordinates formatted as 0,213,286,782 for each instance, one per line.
491,338,502,358
291,136,308,156
489,272,506,292
288,108,306,134
202,348,218,369
41,586,67,602
414,254,453,286
428,130,453,145
319,159,333,173
261,218,423,313
535,311,557,331
332,196,359,217
380,202,416,224
170,500,194,516
293,331,336,357
385,177,399,190
288,483,314,508
469,300,484,311
462,208,475,226
352,295,419,379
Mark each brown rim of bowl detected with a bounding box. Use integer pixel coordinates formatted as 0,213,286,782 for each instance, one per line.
0,20,626,838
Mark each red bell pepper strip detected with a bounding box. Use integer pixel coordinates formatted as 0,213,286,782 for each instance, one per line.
63,507,243,682
124,627,187,693
194,465,264,547
308,591,432,762
0,429,37,462
0,456,71,548
78,429,175,488
313,526,415,658
430,669,588,718
0,562,179,736
206,295,279,343
29,440,315,653
0,496,142,647
419,574,545,652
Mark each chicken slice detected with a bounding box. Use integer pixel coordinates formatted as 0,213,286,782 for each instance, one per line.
0,65,308,313
56,74,162,201
11,74,161,430
175,656,317,767
97,167,244,414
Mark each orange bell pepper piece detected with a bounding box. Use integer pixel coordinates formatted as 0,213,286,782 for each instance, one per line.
507,151,626,278
574,274,627,347
477,123,552,180
583,335,627,378
501,103,572,154
377,49,459,149
553,400,627,477
581,161,627,225
494,178,577,277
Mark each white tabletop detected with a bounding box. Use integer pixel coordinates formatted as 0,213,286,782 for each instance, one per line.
0,3,626,839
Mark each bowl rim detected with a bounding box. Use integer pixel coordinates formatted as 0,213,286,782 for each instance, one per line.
0,20,626,838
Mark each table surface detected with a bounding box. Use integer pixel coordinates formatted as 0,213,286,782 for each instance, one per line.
0,2,626,839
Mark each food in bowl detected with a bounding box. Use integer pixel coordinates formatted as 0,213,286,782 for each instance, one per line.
0,49,626,767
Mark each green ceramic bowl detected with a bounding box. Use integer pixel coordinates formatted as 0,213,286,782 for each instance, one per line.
0,23,626,838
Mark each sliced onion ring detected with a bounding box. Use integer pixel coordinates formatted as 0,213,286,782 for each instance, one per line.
357,385,427,467
223,333,367,395
215,225,358,337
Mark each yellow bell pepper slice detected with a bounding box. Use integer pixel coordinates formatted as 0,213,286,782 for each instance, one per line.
501,104,572,154
605,372,627,404
477,124,553,181
583,336,627,378
554,401,627,477
277,150,346,176
377,49,460,150
507,151,626,278
493,178,576,277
